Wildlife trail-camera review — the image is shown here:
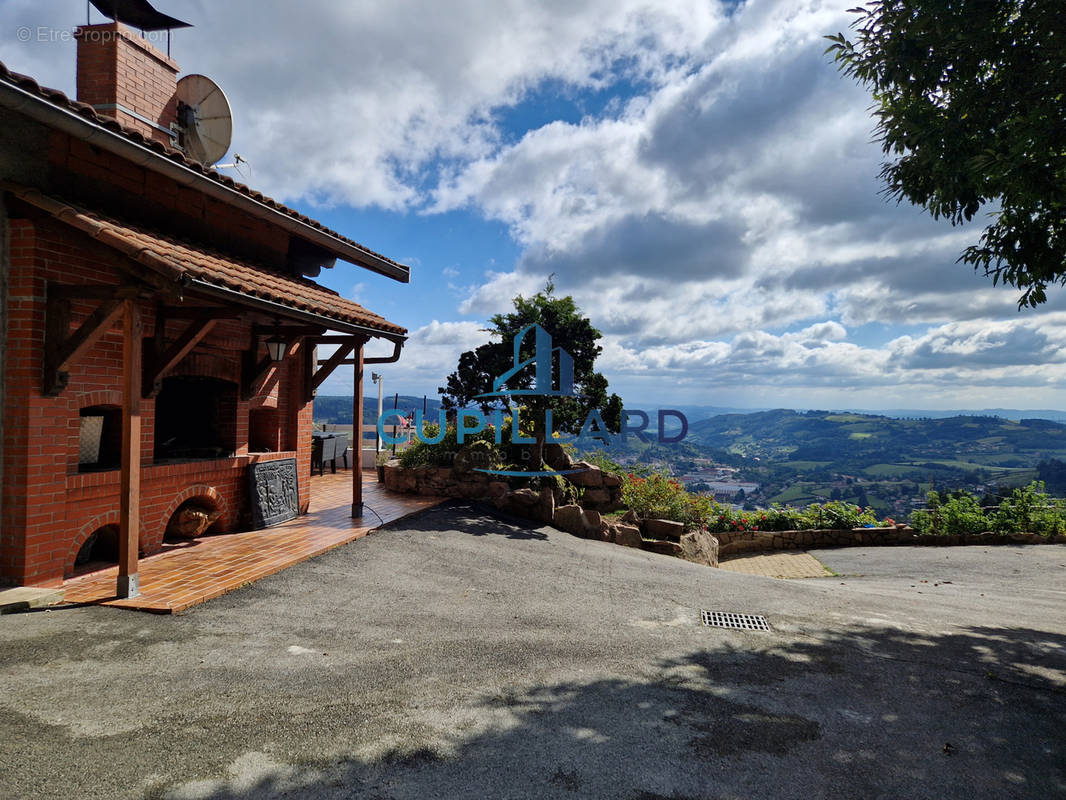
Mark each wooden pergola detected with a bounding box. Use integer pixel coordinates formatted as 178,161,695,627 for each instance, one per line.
78,304,400,599
15,185,406,599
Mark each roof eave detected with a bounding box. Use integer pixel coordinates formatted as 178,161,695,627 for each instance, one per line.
0,77,411,283
183,278,407,342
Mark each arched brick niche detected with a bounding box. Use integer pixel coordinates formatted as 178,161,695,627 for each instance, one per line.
66,511,120,577
160,484,231,542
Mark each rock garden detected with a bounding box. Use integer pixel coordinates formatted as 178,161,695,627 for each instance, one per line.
383,424,1066,569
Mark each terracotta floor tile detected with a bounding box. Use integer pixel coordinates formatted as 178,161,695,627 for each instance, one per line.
60,471,443,613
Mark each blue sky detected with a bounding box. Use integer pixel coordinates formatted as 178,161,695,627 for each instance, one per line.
5,0,1065,410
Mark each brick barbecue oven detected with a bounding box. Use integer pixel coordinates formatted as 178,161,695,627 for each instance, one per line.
0,11,409,596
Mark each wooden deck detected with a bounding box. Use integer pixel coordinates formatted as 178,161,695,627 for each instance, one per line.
61,471,443,613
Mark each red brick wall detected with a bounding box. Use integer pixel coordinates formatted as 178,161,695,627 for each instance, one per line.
1,213,315,587
75,23,179,146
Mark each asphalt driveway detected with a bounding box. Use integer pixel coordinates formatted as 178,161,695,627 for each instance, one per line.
2,502,1064,799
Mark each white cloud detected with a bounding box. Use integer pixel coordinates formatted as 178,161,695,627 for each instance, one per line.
4,0,1064,406
320,319,488,395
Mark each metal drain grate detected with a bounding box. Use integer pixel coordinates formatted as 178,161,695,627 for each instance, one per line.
701,611,770,631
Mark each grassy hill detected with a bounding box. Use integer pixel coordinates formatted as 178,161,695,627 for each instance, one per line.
688,409,1066,471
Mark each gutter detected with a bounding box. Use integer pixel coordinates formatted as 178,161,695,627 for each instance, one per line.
183,278,407,344
365,339,403,364
0,78,410,283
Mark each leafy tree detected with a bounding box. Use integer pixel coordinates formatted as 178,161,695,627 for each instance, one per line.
439,280,622,470
1037,458,1066,495
826,1,1066,306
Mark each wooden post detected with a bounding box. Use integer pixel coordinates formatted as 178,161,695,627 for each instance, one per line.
118,299,142,598
352,343,364,518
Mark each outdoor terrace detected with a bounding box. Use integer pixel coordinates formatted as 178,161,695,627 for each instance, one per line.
60,471,442,613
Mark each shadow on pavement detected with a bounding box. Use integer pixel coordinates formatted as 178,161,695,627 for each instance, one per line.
154,623,1065,800
379,500,550,541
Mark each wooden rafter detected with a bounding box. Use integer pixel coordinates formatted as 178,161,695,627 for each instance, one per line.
312,339,360,392
143,317,218,398
43,284,139,397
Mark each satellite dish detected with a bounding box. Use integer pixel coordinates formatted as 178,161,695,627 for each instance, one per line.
175,74,233,166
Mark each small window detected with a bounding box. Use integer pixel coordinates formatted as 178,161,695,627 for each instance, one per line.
79,405,121,472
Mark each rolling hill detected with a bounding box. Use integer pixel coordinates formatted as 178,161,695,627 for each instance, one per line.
687,409,1066,476
313,395,444,426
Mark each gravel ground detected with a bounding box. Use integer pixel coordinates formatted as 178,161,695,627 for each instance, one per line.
1,502,1063,799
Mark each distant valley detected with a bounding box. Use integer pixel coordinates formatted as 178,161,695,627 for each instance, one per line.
314,398,1066,518
621,409,1066,517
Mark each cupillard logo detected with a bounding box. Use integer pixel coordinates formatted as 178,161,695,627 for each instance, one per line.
380,324,688,477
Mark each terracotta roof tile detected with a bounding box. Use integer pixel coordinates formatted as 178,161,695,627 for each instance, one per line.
10,186,405,337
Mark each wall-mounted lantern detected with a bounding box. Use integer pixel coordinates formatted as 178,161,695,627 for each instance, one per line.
265,323,288,362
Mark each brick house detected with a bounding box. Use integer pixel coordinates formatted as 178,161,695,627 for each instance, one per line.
0,20,409,595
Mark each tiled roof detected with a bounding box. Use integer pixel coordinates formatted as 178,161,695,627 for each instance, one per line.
0,60,407,278
10,185,406,337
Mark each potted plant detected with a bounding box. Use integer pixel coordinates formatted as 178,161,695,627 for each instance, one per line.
375,451,390,482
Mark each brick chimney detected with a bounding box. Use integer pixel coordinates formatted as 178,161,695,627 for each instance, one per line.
74,22,179,147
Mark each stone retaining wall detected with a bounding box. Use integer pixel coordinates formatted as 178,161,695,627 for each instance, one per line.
383,463,505,500
383,460,1064,570
382,460,715,567
381,451,623,511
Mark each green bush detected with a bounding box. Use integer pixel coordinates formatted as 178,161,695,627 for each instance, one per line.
749,504,805,531
621,475,890,533
397,423,503,469
621,472,714,529
910,482,1066,536
796,500,880,530
705,505,742,533
701,501,883,533
582,449,652,477
911,491,989,536
990,481,1066,537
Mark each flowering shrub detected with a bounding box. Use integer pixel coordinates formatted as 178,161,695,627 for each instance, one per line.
701,501,882,533
747,505,804,531
621,473,714,529
706,506,747,533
